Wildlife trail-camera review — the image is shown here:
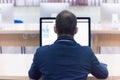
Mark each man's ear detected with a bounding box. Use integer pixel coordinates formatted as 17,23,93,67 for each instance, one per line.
74,27,78,34
54,26,57,34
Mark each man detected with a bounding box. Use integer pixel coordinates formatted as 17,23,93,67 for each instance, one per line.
29,10,108,80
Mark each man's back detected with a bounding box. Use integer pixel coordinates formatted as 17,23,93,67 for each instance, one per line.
29,10,108,80
29,36,108,80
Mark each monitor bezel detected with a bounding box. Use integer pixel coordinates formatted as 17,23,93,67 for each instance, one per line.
40,17,91,47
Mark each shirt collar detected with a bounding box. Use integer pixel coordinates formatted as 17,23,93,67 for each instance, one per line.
54,35,76,43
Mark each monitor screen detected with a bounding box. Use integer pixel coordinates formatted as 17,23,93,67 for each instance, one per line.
40,17,91,46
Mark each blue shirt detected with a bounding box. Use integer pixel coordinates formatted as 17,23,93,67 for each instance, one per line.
29,36,108,80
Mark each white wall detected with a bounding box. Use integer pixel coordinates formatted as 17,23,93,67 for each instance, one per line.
68,6,100,23
107,0,114,3
14,6,40,23
14,6,100,24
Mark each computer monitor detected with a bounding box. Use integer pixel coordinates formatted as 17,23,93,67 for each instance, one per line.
40,3,69,17
101,3,120,24
40,17,91,46
0,3,14,24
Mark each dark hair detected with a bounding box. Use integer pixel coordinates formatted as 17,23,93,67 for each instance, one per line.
56,10,77,36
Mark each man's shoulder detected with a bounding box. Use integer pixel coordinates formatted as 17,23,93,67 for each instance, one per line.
81,46,92,51
37,45,51,51
80,46,94,54
36,44,56,52
34,45,51,57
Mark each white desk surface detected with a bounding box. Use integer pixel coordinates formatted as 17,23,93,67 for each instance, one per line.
96,54,120,76
0,54,33,80
1,23,120,34
0,24,39,34
92,29,120,34
0,54,120,79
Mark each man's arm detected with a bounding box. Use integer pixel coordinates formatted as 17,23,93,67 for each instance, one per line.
90,54,108,79
28,51,42,79
91,62,108,79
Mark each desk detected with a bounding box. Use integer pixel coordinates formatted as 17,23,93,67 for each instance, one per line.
0,24,120,53
0,54,33,80
0,24,39,46
88,54,120,80
0,54,120,80
91,29,120,53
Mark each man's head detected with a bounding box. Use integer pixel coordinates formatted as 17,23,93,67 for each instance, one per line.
54,10,77,36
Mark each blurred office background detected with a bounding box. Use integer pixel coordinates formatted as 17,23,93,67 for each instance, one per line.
0,0,119,23
0,0,120,54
